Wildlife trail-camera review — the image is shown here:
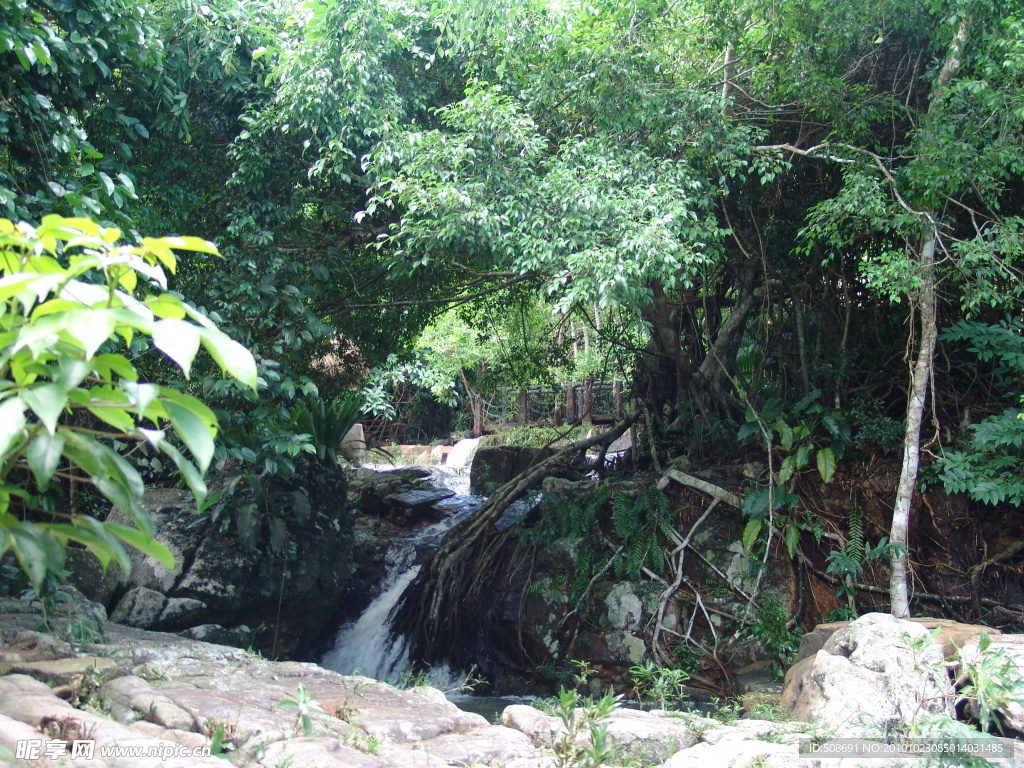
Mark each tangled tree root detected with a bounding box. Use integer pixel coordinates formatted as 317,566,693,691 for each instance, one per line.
390,411,640,668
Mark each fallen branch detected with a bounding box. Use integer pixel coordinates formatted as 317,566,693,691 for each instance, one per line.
657,468,742,509
651,499,720,664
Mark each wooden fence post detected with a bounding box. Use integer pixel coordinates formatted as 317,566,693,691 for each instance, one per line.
472,394,484,437
581,376,594,425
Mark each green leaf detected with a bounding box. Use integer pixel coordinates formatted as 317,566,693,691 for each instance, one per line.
774,419,794,451
778,455,795,484
105,522,174,571
742,518,762,553
816,446,836,483
25,431,64,487
62,309,117,359
164,401,215,473
0,398,27,458
22,383,66,434
153,319,201,377
93,353,138,381
160,235,220,255
198,327,258,390
784,524,801,558
158,440,208,507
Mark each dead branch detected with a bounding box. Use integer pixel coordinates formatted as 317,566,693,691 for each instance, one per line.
657,468,742,508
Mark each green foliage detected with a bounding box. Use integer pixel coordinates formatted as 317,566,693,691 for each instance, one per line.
289,393,363,466
956,632,1024,737
738,390,851,486
547,684,622,768
826,537,903,602
0,216,255,590
0,0,170,224
747,597,803,681
611,489,675,581
935,320,1024,506
629,661,690,710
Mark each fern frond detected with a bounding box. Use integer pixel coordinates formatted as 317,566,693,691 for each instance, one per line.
649,537,665,575
614,494,640,538
848,507,865,564
627,539,646,579
652,489,669,517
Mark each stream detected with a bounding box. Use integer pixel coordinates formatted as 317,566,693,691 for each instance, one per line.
319,438,484,688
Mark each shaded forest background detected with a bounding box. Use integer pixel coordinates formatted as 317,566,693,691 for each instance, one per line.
3,0,1024,641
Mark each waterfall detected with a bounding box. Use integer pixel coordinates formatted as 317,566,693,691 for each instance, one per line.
321,440,484,685
444,436,480,471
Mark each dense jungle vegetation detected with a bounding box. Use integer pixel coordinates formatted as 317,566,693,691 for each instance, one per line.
2,0,1024,651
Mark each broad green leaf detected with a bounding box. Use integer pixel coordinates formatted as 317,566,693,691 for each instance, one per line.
9,527,52,588
742,518,762,554
105,522,174,571
158,441,207,507
147,294,186,319
198,327,258,390
94,353,138,381
22,383,66,434
153,319,201,377
164,401,215,473
64,309,117,359
140,238,177,272
86,405,134,434
120,381,160,418
795,443,813,468
0,274,38,301
784,523,801,558
778,455,795,484
160,236,220,255
774,419,794,451
816,446,836,483
25,431,64,487
0,397,27,457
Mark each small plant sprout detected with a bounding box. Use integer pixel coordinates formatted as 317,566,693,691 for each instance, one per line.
279,683,324,736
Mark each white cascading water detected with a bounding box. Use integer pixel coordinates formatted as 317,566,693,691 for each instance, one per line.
320,438,483,685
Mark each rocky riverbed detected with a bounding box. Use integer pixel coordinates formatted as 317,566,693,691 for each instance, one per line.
1,596,1022,768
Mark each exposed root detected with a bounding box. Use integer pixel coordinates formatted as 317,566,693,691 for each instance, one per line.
390,411,641,667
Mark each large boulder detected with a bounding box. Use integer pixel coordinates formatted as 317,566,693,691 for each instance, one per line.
103,456,354,660
782,613,955,738
793,617,1000,665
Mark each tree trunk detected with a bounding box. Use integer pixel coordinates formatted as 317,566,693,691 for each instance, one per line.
889,17,967,617
889,226,939,617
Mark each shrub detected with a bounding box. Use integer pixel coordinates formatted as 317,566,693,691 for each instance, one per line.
0,216,256,588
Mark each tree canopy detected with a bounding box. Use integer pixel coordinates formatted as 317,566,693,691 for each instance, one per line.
3,0,1024,616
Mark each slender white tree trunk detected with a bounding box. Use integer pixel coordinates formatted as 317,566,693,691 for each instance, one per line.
888,17,968,617
890,226,938,617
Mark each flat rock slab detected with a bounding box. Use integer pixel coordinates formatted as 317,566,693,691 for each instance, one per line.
8,656,116,684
